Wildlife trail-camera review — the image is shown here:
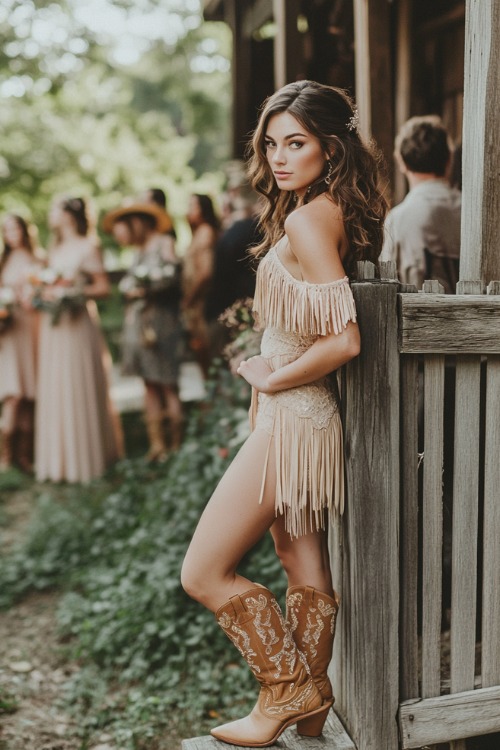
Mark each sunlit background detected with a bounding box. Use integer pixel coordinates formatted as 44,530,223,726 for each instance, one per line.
0,0,232,251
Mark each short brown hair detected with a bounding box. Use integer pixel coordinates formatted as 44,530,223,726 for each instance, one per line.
395,116,451,176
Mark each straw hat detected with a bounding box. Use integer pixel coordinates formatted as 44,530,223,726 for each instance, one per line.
102,201,173,234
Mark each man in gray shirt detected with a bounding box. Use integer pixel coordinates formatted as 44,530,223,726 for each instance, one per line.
381,116,461,293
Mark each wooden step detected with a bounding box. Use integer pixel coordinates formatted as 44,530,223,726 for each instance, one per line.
182,709,356,750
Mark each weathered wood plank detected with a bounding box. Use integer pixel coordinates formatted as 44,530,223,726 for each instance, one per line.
487,280,500,295
482,355,500,687
352,0,394,172
423,280,444,294
273,0,302,87
399,685,500,748
421,355,445,698
379,260,398,281
334,279,400,750
450,355,481,693
461,0,500,283
181,709,357,750
399,294,500,354
400,355,420,700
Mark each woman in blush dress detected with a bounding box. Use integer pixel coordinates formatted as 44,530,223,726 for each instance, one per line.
182,194,220,377
0,215,42,472
35,197,123,483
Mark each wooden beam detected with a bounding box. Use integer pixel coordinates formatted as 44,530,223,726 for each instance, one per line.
399,685,500,748
394,0,412,203
182,709,356,750
272,0,301,88
460,0,500,283
242,0,273,38
334,273,400,750
398,293,500,354
415,6,466,36
225,0,253,157
353,0,394,173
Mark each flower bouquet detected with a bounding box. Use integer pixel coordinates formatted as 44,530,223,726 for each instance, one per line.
219,297,262,372
30,268,86,326
118,262,179,298
0,287,16,334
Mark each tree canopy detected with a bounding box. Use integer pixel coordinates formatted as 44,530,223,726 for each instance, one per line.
0,0,231,247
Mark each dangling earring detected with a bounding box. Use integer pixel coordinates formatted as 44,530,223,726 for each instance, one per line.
324,160,333,186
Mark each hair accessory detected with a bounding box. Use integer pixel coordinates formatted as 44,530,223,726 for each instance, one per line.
346,108,360,133
324,160,333,186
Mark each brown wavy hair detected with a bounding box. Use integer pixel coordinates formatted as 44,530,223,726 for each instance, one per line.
247,80,388,278
1,214,35,274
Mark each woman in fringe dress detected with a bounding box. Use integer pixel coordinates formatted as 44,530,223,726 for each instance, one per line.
181,81,388,747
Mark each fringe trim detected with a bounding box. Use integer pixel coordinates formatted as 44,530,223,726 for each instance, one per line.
253,248,357,337
251,390,344,538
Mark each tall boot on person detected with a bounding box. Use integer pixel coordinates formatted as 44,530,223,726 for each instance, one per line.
211,585,325,747
286,585,340,737
145,417,168,463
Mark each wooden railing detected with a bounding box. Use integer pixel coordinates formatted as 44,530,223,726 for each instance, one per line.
332,263,500,750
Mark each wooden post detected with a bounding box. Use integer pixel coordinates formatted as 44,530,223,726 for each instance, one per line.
352,0,394,174
272,0,302,88
460,0,500,283
394,0,412,203
224,0,253,157
333,269,400,750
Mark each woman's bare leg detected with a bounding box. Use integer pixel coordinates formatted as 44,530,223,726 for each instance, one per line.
144,381,164,420
270,514,334,596
181,428,278,612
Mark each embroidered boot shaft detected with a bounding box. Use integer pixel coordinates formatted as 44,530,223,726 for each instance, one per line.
211,585,325,747
286,585,340,736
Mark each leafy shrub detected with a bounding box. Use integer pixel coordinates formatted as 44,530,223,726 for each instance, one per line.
0,368,287,746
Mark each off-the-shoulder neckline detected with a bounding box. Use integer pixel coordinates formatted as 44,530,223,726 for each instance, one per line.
270,236,349,288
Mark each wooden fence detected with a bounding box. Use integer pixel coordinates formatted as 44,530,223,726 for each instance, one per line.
332,263,500,750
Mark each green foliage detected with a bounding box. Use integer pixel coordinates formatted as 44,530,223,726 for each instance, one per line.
0,1,231,244
0,369,287,746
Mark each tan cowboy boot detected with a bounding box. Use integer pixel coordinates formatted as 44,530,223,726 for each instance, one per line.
211,586,325,747
286,585,340,736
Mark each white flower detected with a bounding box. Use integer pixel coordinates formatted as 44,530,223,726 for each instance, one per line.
162,264,176,278
134,265,149,280
0,287,15,305
39,268,59,284
149,267,164,281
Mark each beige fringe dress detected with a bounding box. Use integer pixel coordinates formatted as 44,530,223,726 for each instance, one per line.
250,236,357,537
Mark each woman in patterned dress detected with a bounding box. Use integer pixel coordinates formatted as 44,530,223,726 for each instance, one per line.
181,81,388,747
103,202,184,460
0,215,42,471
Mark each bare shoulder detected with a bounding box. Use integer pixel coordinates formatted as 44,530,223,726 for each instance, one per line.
157,233,177,261
284,196,347,283
196,223,217,246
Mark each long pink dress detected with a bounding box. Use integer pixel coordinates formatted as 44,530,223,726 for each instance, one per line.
0,249,39,402
35,240,122,483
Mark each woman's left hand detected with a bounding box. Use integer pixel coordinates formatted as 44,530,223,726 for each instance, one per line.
237,356,275,393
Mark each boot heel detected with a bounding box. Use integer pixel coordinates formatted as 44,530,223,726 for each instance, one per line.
296,703,332,737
